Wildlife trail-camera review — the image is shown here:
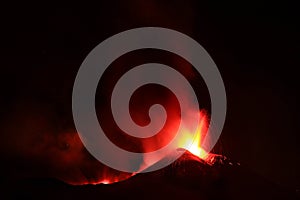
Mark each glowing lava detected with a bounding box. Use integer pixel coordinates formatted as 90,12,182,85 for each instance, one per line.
178,111,209,160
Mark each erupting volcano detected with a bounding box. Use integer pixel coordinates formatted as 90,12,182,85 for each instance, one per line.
69,110,221,186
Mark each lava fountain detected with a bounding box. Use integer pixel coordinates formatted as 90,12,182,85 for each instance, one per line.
177,110,209,160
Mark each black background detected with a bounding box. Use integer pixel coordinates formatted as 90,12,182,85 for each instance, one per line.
0,0,299,194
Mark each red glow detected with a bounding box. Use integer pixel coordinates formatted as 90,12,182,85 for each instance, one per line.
57,105,212,186
73,110,212,185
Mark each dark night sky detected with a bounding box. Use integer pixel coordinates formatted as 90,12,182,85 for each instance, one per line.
0,0,299,192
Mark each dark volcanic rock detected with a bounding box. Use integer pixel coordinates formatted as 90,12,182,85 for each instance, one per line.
2,151,297,200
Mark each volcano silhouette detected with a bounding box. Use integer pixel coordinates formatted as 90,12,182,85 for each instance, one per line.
2,150,297,200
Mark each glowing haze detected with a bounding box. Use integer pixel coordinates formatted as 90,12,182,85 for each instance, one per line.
77,109,212,185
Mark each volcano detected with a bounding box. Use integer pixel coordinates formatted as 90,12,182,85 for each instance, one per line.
2,150,297,200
